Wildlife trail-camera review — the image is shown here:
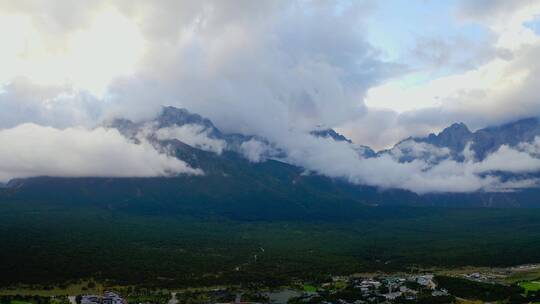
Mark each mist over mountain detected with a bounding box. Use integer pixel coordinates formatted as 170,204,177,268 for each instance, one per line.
106,106,540,193
3,106,540,219
387,118,540,163
7,106,540,194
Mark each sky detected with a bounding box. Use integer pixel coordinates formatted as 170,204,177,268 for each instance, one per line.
2,0,540,193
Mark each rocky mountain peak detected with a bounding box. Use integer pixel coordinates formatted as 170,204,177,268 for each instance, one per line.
310,128,352,143
157,106,217,131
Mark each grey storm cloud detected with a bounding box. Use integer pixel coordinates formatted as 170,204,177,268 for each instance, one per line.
0,0,402,183
0,1,400,133
104,0,401,137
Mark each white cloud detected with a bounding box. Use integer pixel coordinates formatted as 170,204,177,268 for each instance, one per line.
0,78,102,129
389,140,450,163
518,137,540,157
473,144,540,174
240,139,270,163
270,134,540,194
0,3,145,96
457,0,540,51
154,124,226,154
0,123,201,182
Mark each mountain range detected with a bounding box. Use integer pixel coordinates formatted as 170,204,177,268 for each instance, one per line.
112,106,540,167
3,106,540,219
383,118,540,163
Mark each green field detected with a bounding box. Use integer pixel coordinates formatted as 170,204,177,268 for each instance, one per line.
520,281,540,292
505,267,540,284
302,285,317,292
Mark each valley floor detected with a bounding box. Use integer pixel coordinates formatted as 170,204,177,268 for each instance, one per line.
4,200,540,295
2,264,540,303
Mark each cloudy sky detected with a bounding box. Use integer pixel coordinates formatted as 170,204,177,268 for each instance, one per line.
2,0,540,192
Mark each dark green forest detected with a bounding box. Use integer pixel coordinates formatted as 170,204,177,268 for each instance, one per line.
3,196,540,287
